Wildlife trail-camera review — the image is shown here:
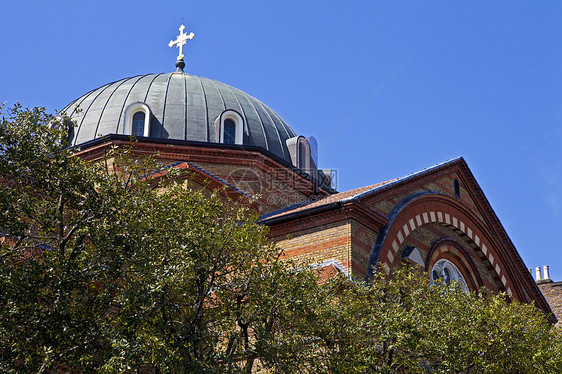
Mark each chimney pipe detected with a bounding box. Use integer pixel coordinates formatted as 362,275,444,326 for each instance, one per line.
535,266,542,281
543,265,550,280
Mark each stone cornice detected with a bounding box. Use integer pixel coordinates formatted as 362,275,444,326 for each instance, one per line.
71,136,333,199
266,199,387,238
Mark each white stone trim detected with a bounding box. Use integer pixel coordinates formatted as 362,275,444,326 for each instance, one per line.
123,102,151,137
403,246,425,267
216,110,244,145
310,259,350,279
397,231,404,244
387,251,394,263
384,208,508,292
403,223,410,237
383,262,391,274
286,136,312,173
431,258,469,292
409,218,416,231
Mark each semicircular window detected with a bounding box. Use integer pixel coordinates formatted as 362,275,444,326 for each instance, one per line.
132,112,146,137
431,259,468,292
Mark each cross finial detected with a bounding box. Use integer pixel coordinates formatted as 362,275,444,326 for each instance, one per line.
169,24,195,70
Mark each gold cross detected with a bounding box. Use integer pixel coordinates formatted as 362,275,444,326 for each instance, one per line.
169,24,194,61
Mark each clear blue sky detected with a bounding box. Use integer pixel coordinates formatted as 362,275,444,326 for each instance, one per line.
3,1,562,280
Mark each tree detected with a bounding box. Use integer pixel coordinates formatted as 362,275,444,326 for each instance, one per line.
0,104,321,373
303,266,562,373
1,104,561,373
0,104,129,372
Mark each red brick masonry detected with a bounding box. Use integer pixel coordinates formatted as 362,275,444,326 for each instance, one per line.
537,280,562,326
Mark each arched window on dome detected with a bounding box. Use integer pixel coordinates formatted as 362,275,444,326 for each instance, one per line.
49,115,74,146
286,136,313,173
132,112,145,137
123,102,151,137
216,110,244,145
223,118,236,145
298,141,307,169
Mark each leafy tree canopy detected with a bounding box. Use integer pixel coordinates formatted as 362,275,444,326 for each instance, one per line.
1,105,561,373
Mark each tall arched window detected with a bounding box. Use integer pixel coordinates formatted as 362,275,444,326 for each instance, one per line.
286,136,312,173
298,141,307,169
454,178,460,197
123,102,151,137
215,110,244,145
132,112,145,137
223,118,236,145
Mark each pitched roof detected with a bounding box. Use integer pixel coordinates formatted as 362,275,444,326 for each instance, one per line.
146,161,256,205
261,157,463,221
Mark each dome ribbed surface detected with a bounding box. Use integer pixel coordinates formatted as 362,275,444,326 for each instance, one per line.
60,72,297,163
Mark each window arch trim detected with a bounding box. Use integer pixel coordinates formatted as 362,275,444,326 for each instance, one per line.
430,259,469,292
286,136,311,172
123,102,151,137
426,239,482,292
216,110,244,145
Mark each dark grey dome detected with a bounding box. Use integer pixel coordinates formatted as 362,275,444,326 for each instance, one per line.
60,72,298,163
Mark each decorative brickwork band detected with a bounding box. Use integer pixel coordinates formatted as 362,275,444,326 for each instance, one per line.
367,193,521,298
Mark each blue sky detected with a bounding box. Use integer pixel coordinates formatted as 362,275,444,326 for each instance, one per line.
2,1,562,280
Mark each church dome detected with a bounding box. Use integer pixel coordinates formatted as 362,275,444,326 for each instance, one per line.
60,72,298,164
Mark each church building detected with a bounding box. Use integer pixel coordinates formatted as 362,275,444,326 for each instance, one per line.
60,25,556,323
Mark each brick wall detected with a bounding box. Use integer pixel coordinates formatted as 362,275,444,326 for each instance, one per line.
394,222,500,292
350,220,379,281
273,220,352,275
537,280,562,326
193,161,313,214
372,173,481,221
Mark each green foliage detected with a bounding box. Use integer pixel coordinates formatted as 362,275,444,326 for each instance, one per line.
0,104,325,373
1,104,562,373
306,267,562,373
0,104,127,372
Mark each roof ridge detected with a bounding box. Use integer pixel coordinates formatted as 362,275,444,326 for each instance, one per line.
185,162,254,199
341,157,464,202
261,157,464,221
259,198,315,220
